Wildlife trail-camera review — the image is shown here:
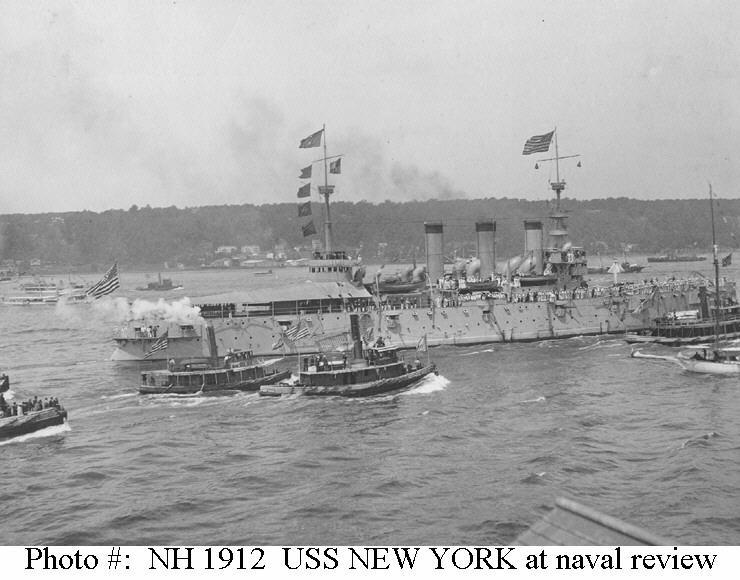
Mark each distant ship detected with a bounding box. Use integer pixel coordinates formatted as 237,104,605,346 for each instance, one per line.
647,253,706,263
136,273,183,292
110,129,706,360
0,278,87,306
588,261,645,275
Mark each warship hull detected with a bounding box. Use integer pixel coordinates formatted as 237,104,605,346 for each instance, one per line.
111,284,699,359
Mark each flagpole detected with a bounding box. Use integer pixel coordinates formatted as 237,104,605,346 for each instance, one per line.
710,183,721,350
553,127,561,212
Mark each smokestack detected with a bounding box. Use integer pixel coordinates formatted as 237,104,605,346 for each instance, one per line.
524,220,544,275
350,314,363,360
475,220,496,280
424,222,444,284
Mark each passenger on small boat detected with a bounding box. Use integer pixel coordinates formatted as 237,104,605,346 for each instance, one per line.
1,395,62,417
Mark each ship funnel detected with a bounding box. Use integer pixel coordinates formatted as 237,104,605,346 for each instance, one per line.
424,222,444,284
206,323,219,366
350,314,363,360
524,220,544,275
475,220,496,280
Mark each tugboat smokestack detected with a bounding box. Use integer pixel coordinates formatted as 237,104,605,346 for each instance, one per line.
350,314,363,360
524,220,544,275
475,220,496,280
424,222,444,285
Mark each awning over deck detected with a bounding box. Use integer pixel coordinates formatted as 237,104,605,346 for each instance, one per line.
195,281,372,305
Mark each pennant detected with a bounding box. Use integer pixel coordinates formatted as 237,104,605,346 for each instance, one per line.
329,158,342,174
522,130,555,155
298,201,312,217
297,183,311,198
299,129,323,148
302,221,317,237
299,165,312,179
416,334,428,352
722,253,732,267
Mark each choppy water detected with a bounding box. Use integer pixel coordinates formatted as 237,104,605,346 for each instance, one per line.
2,264,740,545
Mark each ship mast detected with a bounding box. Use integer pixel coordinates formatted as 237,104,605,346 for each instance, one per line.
709,183,721,350
320,123,334,253
536,128,581,248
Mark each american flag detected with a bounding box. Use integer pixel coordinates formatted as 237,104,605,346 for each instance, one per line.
85,262,120,299
522,130,555,155
285,323,311,342
144,331,169,359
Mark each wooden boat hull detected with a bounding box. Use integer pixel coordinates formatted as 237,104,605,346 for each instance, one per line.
0,408,68,440
625,329,740,346
259,364,437,397
632,350,740,375
139,369,291,395
680,358,740,374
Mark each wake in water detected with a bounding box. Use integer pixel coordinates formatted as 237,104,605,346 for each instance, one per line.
460,348,495,357
520,395,546,404
521,471,548,484
402,373,449,395
0,422,71,446
101,393,138,400
578,339,624,351
681,431,720,449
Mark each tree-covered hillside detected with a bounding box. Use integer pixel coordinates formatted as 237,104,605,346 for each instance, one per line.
1,197,738,270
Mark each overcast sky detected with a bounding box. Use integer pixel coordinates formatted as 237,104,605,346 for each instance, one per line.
1,0,738,214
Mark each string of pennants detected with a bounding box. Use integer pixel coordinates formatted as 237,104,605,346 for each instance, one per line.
297,128,342,237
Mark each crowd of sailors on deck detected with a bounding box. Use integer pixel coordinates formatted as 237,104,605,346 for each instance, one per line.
375,276,709,310
0,394,62,418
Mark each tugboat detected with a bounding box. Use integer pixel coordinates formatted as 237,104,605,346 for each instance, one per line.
259,315,437,397
136,273,183,291
625,285,740,346
139,326,290,394
632,184,740,375
0,393,68,440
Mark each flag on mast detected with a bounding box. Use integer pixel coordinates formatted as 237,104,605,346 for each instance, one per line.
416,334,428,352
722,253,732,267
522,130,555,155
85,262,120,299
299,129,323,148
302,221,317,237
298,201,312,217
299,165,312,179
329,158,342,174
297,183,311,198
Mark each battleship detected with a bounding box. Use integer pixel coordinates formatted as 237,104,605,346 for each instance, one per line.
111,129,707,361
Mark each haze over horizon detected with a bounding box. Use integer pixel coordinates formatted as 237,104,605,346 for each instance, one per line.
1,1,739,215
